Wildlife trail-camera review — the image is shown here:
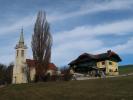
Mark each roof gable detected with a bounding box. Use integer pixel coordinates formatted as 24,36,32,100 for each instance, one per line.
69,50,122,65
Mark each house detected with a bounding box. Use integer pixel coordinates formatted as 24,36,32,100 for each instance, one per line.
26,59,37,82
12,29,57,84
26,59,57,82
45,63,57,76
68,50,122,76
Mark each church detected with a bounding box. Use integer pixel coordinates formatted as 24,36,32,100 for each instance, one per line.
12,29,57,84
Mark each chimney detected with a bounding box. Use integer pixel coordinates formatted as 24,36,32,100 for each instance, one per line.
107,50,111,54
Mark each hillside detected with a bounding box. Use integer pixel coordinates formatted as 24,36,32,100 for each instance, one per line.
119,65,133,74
0,75,133,100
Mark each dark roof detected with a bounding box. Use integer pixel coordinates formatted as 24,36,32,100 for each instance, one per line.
69,50,122,65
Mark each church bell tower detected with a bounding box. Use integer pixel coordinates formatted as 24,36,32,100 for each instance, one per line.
12,28,28,84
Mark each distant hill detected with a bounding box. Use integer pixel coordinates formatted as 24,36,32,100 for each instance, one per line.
119,64,133,74
119,64,133,67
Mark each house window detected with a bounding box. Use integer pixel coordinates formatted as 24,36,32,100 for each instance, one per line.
102,61,105,65
21,50,24,57
115,69,118,72
109,69,112,72
109,62,112,65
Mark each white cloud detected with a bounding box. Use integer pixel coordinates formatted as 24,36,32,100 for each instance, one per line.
52,36,133,66
0,15,35,35
53,19,133,44
52,37,103,66
0,0,132,36
110,37,133,54
93,37,133,55
52,18,133,66
0,0,133,65
48,0,133,22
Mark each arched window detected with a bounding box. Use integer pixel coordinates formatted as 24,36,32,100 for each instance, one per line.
17,50,19,56
21,50,24,57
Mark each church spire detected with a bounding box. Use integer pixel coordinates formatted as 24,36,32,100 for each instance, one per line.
15,27,27,49
19,28,24,44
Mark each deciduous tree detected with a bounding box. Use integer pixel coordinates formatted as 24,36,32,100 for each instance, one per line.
31,11,52,81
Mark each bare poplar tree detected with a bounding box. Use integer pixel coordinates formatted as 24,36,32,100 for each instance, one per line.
31,11,52,81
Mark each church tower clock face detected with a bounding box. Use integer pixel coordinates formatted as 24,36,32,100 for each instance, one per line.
12,28,28,84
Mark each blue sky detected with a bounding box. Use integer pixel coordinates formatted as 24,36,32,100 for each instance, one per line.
0,0,133,67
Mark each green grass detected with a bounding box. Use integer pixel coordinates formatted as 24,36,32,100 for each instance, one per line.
119,65,133,74
0,76,133,100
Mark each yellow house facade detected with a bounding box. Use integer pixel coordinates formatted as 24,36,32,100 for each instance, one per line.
97,60,119,75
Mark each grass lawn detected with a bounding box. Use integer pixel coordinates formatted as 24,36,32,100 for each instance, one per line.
119,65,133,74
0,75,133,100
